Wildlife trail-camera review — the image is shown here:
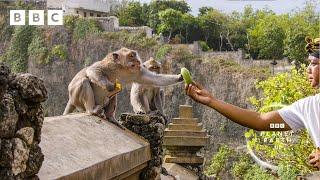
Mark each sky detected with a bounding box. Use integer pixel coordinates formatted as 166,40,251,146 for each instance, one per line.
139,0,320,16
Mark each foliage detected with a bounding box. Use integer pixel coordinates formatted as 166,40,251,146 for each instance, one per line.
73,18,102,40
51,44,68,60
247,66,320,176
248,14,285,59
231,155,252,178
155,44,172,60
243,165,276,180
102,31,158,50
117,1,148,26
3,26,35,72
28,30,49,64
63,15,79,31
199,41,210,51
205,145,233,177
157,8,183,39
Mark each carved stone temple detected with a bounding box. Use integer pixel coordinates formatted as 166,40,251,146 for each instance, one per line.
163,105,209,166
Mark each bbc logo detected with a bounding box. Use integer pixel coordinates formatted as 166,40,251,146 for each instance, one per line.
10,10,63,26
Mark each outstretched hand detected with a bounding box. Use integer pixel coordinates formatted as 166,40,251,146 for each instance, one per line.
309,148,320,170
185,81,214,106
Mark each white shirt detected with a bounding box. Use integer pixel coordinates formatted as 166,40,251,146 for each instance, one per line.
278,94,320,147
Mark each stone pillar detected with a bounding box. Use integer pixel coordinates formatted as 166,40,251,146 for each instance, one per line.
163,105,209,176
120,113,165,180
0,63,48,179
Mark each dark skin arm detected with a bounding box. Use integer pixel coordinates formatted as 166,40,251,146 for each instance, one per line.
186,81,320,169
185,82,291,131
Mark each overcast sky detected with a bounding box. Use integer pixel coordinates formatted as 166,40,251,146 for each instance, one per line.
139,0,320,16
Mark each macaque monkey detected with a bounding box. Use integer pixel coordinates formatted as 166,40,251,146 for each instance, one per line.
130,57,166,115
63,48,183,127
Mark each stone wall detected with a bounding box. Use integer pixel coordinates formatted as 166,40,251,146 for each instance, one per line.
0,63,47,179
95,16,153,38
120,113,165,180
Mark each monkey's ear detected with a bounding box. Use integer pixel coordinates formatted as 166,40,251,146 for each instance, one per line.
112,52,120,64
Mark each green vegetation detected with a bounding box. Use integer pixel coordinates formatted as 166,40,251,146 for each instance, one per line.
102,31,158,50
116,0,319,61
51,44,68,60
155,44,172,60
205,145,233,177
247,66,320,177
28,30,49,64
1,26,35,72
73,18,102,40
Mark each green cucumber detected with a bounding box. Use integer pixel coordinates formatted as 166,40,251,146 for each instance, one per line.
181,68,192,84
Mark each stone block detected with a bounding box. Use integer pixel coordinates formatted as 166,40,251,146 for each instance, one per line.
164,129,207,137
179,105,193,118
171,118,198,124
164,155,204,164
163,136,208,146
162,163,198,180
168,123,203,131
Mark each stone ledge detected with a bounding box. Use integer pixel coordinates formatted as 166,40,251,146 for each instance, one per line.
168,123,203,131
171,118,199,124
163,136,208,146
38,113,151,180
164,129,207,137
164,155,204,164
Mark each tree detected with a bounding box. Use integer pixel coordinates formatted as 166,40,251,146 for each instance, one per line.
117,1,148,26
157,8,183,40
148,0,190,32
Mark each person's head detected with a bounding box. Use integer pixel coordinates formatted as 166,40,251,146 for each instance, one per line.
305,37,319,88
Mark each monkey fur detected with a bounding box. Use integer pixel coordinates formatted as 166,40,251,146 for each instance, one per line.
63,48,183,127
130,57,167,115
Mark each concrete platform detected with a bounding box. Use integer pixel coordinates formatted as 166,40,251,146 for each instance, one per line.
38,113,151,180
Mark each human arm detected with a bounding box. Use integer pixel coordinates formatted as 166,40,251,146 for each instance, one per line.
185,82,292,131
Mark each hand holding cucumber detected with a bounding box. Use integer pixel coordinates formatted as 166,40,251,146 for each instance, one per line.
181,67,214,106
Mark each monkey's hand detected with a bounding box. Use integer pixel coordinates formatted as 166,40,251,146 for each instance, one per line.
105,82,116,92
178,74,184,82
108,117,125,130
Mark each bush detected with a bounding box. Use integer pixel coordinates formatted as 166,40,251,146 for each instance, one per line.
4,26,35,72
247,66,320,176
205,145,233,177
73,18,102,40
51,44,68,60
155,44,172,60
199,41,210,52
28,30,49,64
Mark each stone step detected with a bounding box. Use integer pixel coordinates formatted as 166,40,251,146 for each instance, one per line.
167,123,202,131
179,105,193,118
164,129,206,137
164,155,204,164
171,118,199,124
162,163,198,180
163,136,208,146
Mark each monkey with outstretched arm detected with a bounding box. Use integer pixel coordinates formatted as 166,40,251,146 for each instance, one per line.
130,57,166,115
63,48,183,127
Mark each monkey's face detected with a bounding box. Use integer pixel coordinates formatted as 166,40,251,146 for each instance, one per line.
148,65,161,74
112,48,142,72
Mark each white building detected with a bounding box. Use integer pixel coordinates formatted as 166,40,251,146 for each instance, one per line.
47,0,120,17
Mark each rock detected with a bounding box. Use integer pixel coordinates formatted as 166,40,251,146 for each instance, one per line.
0,139,13,167
120,113,165,180
11,73,47,103
12,138,30,175
16,127,34,146
23,143,44,177
0,94,19,138
0,63,10,99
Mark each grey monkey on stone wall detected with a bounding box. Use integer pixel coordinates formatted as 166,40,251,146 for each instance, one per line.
63,48,183,127
130,57,166,114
